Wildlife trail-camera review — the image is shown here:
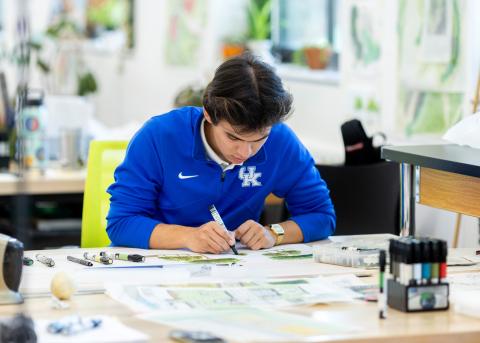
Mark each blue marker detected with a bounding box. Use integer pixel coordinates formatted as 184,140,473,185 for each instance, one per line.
421,240,431,284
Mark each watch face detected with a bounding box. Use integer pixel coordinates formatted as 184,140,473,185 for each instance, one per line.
271,224,284,235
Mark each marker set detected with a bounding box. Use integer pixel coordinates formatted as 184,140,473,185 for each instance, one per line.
101,252,146,262
387,237,449,312
389,238,447,285
84,252,113,265
81,252,146,265
30,252,147,267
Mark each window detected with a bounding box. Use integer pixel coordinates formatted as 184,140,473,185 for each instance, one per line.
271,0,340,69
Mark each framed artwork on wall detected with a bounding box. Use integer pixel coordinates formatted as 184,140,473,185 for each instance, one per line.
0,72,9,130
49,0,135,51
165,0,207,66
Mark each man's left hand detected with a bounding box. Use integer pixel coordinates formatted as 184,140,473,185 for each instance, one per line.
234,220,275,250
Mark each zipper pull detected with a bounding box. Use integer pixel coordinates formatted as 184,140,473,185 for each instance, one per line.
221,171,226,182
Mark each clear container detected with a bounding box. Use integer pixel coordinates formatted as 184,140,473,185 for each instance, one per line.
20,91,48,171
313,235,393,268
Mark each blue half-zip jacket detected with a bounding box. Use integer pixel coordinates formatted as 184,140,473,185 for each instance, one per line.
106,106,336,249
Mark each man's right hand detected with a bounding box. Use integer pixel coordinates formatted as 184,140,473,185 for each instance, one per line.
185,221,235,254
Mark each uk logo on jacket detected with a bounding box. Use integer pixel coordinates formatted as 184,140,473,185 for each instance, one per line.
238,166,262,187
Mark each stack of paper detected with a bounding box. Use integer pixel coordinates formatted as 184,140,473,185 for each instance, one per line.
448,273,480,319
35,316,148,343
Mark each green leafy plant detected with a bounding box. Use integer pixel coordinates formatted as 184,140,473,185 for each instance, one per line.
354,97,363,111
46,18,82,38
173,85,205,108
247,0,272,40
366,98,380,113
28,40,51,74
78,72,98,96
292,48,307,66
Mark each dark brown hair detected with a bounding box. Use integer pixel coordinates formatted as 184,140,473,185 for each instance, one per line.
203,53,293,132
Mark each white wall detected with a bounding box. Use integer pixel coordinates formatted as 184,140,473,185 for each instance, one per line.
417,205,479,248
282,80,345,163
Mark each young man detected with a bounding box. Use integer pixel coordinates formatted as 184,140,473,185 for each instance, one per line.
106,54,335,253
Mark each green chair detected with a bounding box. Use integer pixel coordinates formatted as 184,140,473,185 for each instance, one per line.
81,140,128,248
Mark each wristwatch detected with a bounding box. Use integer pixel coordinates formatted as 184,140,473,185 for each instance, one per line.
269,224,285,246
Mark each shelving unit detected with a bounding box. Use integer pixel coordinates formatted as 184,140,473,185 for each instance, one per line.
0,170,85,249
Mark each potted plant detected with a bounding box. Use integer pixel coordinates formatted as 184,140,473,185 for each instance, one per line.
173,84,205,108
246,0,274,64
221,37,246,60
303,44,332,70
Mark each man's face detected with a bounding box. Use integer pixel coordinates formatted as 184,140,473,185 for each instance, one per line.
204,111,271,165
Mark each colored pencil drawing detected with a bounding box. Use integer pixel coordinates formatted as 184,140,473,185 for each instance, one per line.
190,258,240,264
157,254,206,262
397,0,465,135
109,276,359,314
157,254,240,264
263,249,313,260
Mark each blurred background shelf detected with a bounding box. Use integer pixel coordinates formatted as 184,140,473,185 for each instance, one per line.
0,170,85,249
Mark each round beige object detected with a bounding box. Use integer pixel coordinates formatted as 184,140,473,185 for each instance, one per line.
50,272,76,300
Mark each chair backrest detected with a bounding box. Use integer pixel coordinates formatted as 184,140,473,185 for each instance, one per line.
81,140,128,248
316,161,400,236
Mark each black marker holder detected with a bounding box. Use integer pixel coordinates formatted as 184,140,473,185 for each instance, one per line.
387,279,449,312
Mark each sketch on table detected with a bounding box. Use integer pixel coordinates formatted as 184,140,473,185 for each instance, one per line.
262,249,313,260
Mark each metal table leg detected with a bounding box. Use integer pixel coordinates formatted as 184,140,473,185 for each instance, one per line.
400,163,416,236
